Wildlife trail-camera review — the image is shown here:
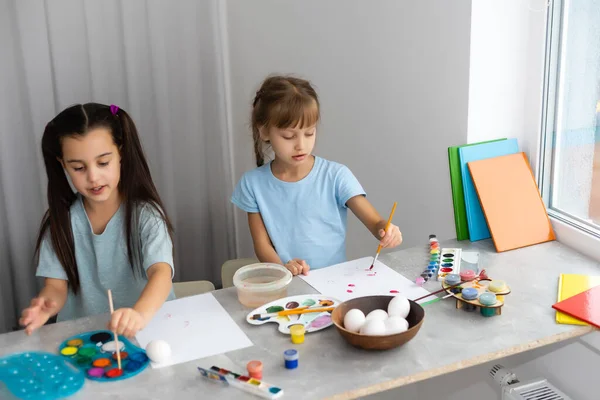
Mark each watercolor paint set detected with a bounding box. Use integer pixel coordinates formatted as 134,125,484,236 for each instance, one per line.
442,276,511,317
58,330,149,381
436,248,462,281
198,365,283,399
246,294,340,334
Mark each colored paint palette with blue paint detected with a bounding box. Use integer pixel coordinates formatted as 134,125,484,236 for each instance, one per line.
246,294,341,334
436,248,462,281
58,330,149,382
0,351,84,400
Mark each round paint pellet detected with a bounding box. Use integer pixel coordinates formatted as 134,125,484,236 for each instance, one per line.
75,356,91,366
461,288,479,300
129,352,149,363
440,267,453,272
67,339,83,347
460,270,476,281
105,368,124,378
87,367,104,378
101,341,125,353
479,292,497,306
489,280,507,293
442,253,454,258
442,258,454,263
445,274,461,286
125,360,142,372
90,332,112,344
112,351,128,360
92,358,111,368
78,347,96,357
60,347,78,356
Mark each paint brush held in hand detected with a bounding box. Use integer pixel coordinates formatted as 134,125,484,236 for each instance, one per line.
369,202,398,270
107,289,122,370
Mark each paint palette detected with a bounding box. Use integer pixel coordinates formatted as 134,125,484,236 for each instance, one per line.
0,351,84,400
442,278,511,316
436,248,462,281
58,330,149,381
198,366,283,399
246,294,341,334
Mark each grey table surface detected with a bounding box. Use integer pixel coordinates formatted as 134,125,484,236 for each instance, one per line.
1,239,598,400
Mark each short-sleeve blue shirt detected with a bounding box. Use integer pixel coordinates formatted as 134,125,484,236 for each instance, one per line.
36,195,176,322
231,156,366,269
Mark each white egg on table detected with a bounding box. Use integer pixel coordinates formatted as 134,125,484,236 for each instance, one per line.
359,319,387,336
365,309,388,322
387,295,410,319
145,340,172,364
384,316,409,335
343,309,366,333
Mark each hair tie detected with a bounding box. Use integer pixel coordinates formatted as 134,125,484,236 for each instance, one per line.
110,104,119,115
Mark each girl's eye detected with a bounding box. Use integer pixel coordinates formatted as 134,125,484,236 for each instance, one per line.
283,136,294,140
73,167,84,172
305,132,315,137
99,162,109,167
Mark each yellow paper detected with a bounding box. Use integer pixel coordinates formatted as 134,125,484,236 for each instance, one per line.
556,274,600,325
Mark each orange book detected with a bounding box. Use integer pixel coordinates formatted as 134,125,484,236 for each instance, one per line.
467,152,555,252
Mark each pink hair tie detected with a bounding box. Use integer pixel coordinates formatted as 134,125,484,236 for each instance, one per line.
110,104,119,115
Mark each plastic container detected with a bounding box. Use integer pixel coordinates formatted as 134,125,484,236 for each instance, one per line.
233,263,293,307
289,324,305,344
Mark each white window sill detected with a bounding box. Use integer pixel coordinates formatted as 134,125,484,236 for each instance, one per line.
551,216,600,263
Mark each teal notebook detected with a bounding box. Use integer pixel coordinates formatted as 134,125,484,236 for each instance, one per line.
448,138,506,240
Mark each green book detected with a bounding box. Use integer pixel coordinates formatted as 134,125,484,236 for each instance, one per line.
448,138,506,240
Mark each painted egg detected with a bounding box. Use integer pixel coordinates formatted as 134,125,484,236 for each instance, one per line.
384,316,409,334
359,319,386,336
388,295,410,319
365,309,388,321
343,309,365,333
145,340,171,364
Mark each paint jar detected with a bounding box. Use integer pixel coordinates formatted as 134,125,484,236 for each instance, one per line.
246,360,263,379
233,263,293,307
479,293,497,317
289,325,305,344
445,274,461,286
461,288,478,312
283,349,298,369
489,280,507,302
460,270,476,282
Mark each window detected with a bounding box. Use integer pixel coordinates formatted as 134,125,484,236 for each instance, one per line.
539,0,600,238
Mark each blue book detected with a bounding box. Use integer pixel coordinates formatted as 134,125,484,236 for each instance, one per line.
458,138,519,241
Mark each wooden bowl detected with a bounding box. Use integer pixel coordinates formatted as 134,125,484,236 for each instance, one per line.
331,295,425,350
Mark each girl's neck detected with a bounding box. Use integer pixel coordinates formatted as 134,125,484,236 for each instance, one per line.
271,155,315,182
82,190,122,218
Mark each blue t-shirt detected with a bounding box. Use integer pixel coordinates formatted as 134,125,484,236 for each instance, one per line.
36,195,176,322
231,156,366,269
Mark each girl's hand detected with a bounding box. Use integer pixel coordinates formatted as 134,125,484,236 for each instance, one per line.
108,308,148,338
285,259,311,276
378,223,403,249
20,297,59,335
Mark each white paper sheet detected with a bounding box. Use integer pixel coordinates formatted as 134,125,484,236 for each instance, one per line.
300,257,430,302
135,292,253,368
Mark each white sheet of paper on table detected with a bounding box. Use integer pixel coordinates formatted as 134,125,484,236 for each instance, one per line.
135,292,253,368
300,257,430,303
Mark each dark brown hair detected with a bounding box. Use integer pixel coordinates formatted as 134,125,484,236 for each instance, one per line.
251,75,320,167
36,103,174,294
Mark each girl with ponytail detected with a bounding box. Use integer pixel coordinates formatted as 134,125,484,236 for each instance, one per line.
20,103,175,338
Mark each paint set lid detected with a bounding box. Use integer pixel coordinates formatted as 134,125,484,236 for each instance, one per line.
459,270,476,281
489,280,507,293
283,349,298,361
461,288,479,300
479,292,497,306
445,274,461,286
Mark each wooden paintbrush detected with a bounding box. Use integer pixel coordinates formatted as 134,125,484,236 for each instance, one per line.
411,269,488,303
251,306,335,320
107,289,122,370
369,202,398,270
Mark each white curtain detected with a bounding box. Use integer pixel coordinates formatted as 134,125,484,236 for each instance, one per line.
0,0,236,333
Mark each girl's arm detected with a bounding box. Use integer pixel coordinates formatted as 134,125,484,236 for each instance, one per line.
346,196,403,248
20,278,68,334
109,262,172,337
248,213,310,275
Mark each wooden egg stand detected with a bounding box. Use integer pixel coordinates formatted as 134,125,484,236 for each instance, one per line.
442,278,511,315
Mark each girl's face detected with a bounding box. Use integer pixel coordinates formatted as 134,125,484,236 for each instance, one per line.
60,128,121,206
262,124,316,167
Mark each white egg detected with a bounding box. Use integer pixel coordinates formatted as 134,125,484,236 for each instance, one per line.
359,319,387,336
343,309,366,333
365,309,388,321
145,339,172,364
384,316,409,334
388,295,410,319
